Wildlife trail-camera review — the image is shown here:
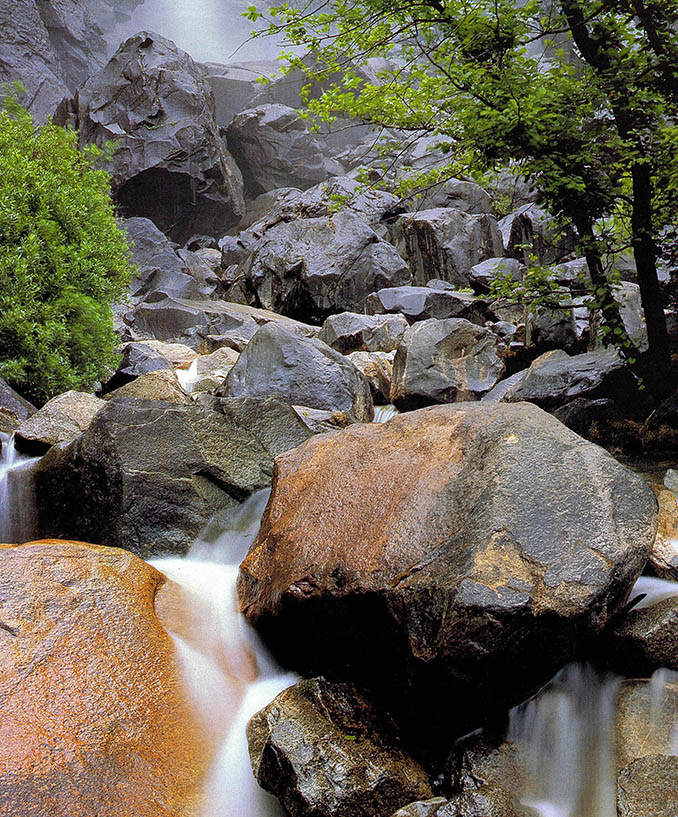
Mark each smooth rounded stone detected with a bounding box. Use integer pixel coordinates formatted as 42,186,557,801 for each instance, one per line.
238,403,656,748
366,286,493,325
469,257,523,293
244,176,402,233
0,0,107,123
247,677,433,817
14,391,105,455
391,208,503,288
222,323,374,422
349,351,395,404
390,319,506,410
103,370,191,405
76,33,244,243
34,395,312,557
101,342,174,394
319,313,409,354
648,486,678,580
125,340,198,370
617,755,678,817
227,104,343,196
0,377,36,422
602,591,678,675
0,540,208,817
406,178,493,214
239,211,411,322
484,348,634,408
191,348,240,394
123,218,206,304
498,204,577,265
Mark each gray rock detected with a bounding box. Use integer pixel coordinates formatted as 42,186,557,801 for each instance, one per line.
666,469,678,493
201,59,278,127
293,406,355,435
551,397,619,437
391,208,503,287
406,178,493,214
614,281,648,352
76,33,244,243
499,204,576,265
222,323,373,422
0,378,36,422
247,678,433,817
392,799,449,817
366,286,493,325
319,313,409,354
191,347,240,394
469,257,523,293
15,391,105,455
487,348,633,408
552,257,590,288
34,395,312,557
393,787,528,817
602,596,678,676
0,0,107,122
227,104,343,196
238,403,656,751
103,370,191,405
617,755,678,817
240,211,411,322
390,318,505,409
101,342,174,395
525,306,578,351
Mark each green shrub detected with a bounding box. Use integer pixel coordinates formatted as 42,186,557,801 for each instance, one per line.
0,91,132,405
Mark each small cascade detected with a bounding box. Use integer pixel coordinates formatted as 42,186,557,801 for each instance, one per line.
374,404,400,424
152,490,296,817
508,575,678,817
176,359,199,394
0,432,39,544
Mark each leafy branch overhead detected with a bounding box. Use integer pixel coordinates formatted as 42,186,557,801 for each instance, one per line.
249,0,678,388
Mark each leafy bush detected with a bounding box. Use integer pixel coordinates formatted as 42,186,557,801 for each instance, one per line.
0,91,132,405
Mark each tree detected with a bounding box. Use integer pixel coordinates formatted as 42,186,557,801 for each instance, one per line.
250,0,678,391
0,91,132,405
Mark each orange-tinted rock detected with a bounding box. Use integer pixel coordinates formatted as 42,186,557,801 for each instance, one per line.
648,486,678,580
0,540,209,817
238,403,656,751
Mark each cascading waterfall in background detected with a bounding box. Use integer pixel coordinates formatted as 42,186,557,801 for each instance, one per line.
0,432,39,544
151,489,296,817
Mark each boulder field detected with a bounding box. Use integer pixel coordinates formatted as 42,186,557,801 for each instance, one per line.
238,402,657,753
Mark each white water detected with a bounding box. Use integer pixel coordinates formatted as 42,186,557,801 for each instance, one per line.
176,359,199,394
151,490,295,817
0,432,39,544
374,404,400,423
509,574,678,817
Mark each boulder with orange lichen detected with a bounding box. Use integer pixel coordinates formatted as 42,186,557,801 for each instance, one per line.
0,539,209,817
238,403,656,755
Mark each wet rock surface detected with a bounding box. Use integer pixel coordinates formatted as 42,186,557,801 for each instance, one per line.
34,395,311,557
76,33,244,242
247,677,433,817
390,318,506,409
238,403,656,751
0,540,208,817
222,323,373,422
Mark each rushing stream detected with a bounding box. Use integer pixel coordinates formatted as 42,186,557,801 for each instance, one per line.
3,426,678,815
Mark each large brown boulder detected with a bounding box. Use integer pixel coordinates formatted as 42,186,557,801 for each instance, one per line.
0,540,208,817
238,403,656,751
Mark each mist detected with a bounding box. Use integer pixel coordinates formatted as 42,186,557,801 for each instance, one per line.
109,0,283,64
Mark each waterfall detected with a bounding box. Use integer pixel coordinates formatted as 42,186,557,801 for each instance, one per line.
152,489,296,817
373,404,400,423
0,432,40,544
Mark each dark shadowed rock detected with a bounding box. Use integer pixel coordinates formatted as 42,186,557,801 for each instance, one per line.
319,312,409,354
365,286,493,325
349,351,395,404
227,104,343,196
551,397,620,437
76,33,244,243
238,403,656,752
221,323,373,422
0,0,107,122
15,391,105,455
391,208,503,287
240,211,411,322
100,342,174,394
34,395,311,557
390,319,505,409
247,678,433,817
499,205,577,265
602,597,678,676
